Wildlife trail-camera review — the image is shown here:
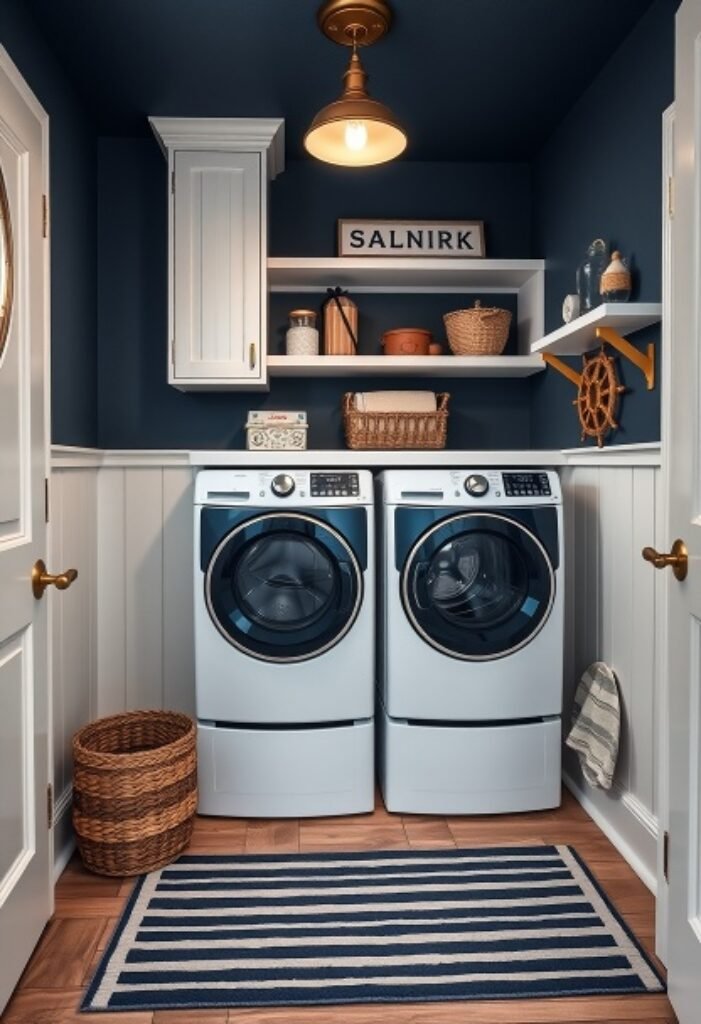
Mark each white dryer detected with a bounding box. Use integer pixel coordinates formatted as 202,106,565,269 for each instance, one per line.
377,468,564,815
194,468,375,818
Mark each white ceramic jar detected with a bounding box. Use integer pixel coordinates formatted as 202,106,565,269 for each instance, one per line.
286,309,319,356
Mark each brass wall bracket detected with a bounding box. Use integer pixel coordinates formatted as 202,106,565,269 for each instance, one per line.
541,352,583,387
596,326,655,390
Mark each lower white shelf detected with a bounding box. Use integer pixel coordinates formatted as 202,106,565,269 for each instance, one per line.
267,354,545,377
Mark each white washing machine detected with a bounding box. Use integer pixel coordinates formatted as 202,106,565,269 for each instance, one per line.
194,468,375,817
377,468,564,815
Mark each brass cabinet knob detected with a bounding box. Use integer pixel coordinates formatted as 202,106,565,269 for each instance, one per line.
32,559,78,599
641,539,688,581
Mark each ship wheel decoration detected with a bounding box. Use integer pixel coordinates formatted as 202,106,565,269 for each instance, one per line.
573,347,626,447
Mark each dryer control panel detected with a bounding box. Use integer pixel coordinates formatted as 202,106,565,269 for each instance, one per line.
310,472,360,498
503,472,552,497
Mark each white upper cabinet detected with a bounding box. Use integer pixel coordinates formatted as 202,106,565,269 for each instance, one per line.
150,117,285,390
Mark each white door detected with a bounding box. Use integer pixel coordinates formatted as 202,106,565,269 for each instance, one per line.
0,49,53,1013
664,1,701,1019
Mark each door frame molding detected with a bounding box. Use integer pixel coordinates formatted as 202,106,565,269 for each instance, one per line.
655,101,674,965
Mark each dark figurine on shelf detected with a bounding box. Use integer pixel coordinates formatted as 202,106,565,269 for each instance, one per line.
576,238,609,313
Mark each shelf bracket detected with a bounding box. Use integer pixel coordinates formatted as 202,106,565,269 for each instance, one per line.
541,353,583,388
596,326,655,390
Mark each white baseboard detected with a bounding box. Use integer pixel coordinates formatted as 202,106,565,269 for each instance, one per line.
563,771,658,894
619,787,659,839
53,835,76,884
52,784,75,883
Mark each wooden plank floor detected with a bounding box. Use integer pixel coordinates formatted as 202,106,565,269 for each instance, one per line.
1,788,677,1023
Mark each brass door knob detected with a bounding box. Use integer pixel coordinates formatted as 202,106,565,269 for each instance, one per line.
32,559,78,599
642,539,688,581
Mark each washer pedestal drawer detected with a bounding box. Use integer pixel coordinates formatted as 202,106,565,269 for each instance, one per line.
198,720,374,818
378,705,561,815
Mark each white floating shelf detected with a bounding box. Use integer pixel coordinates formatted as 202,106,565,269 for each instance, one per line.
530,302,662,356
267,354,545,378
268,257,544,293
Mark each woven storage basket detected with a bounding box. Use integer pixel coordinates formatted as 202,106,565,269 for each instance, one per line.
343,392,449,450
72,710,197,877
443,300,512,355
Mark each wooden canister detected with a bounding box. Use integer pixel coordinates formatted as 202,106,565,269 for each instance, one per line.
324,290,358,355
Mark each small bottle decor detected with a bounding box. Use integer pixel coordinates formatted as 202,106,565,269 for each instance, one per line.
576,238,609,314
600,251,632,302
286,309,319,356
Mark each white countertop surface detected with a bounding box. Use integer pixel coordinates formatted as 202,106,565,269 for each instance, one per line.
189,449,568,467
49,443,662,469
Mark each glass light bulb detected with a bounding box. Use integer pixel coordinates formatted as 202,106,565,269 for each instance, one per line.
344,120,368,152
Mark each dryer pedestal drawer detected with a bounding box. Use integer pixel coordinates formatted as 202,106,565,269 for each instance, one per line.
198,720,375,818
378,706,561,815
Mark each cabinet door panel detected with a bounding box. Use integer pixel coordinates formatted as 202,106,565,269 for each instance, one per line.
173,150,262,381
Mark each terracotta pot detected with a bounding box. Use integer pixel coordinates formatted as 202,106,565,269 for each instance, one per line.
381,328,433,356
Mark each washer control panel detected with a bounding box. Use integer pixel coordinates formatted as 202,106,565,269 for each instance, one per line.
503,472,552,497
270,473,296,497
310,472,360,498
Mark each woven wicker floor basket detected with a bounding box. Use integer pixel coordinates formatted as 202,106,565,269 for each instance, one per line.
443,300,512,355
343,392,449,449
72,710,197,877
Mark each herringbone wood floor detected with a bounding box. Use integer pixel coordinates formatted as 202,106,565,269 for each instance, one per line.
1,788,677,1023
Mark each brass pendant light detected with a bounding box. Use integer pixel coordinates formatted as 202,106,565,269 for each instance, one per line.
304,0,407,167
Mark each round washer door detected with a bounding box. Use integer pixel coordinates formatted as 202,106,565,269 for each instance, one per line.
205,512,363,662
401,511,555,661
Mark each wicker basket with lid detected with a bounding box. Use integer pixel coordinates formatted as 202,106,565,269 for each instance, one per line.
443,300,512,356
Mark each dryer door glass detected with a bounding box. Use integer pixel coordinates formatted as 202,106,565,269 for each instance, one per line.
205,513,362,662
402,512,555,660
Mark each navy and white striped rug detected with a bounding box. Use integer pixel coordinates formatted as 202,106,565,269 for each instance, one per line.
82,845,664,1012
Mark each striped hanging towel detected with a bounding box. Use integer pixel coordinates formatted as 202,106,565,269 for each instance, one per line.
565,661,621,790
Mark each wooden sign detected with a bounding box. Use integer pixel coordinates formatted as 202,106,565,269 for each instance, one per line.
338,219,485,258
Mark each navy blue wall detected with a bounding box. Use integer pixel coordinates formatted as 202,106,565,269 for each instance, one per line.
97,0,676,455
271,161,533,257
0,0,97,446
2,0,676,453
97,143,534,449
530,0,677,449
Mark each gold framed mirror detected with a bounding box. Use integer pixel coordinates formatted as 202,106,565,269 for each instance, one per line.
0,163,14,360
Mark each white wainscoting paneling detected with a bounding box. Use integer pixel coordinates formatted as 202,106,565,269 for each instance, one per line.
50,453,195,876
560,463,662,891
49,464,97,878
96,466,195,718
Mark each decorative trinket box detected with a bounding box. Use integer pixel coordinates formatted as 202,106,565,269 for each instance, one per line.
245,411,308,451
